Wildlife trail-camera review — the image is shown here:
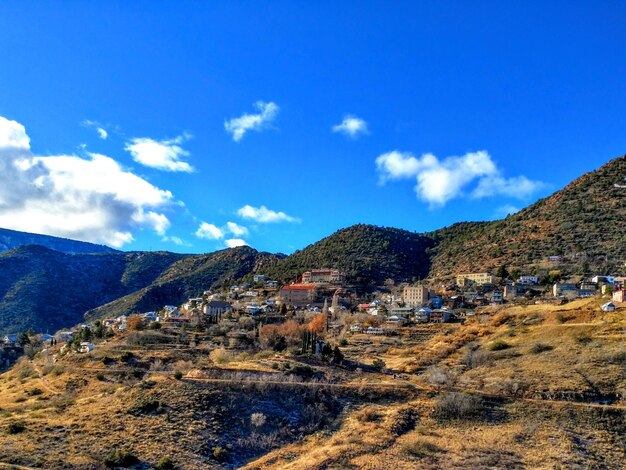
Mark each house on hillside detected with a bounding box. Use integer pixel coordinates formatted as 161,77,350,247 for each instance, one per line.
601,302,616,312
253,274,268,282
613,290,626,303
79,342,95,353
518,276,538,284
553,283,577,299
3,335,18,345
203,301,232,317
430,310,451,323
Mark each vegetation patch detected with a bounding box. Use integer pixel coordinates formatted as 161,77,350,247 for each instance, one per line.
529,343,554,354
104,449,139,468
6,421,26,434
487,340,511,351
433,392,485,421
127,398,163,416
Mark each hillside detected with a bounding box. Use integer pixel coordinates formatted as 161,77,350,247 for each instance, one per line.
0,246,184,334
85,247,281,322
427,155,626,277
0,227,119,254
0,298,624,468
264,224,435,286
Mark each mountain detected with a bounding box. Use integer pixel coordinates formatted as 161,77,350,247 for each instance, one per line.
264,224,435,286
1,155,625,334
0,246,184,334
0,227,119,254
427,155,626,277
85,247,281,322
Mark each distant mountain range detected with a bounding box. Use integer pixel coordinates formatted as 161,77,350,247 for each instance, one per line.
0,227,119,254
0,155,624,334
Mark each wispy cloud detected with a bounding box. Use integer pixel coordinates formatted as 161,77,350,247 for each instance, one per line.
332,115,368,139
81,120,108,140
375,150,544,207
125,133,194,172
226,221,249,237
237,204,299,223
0,115,176,248
224,101,279,142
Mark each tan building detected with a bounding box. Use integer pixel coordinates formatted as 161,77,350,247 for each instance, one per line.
456,273,496,287
280,284,317,305
302,269,345,284
403,285,430,307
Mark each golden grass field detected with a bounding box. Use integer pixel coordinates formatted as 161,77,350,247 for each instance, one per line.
0,298,624,469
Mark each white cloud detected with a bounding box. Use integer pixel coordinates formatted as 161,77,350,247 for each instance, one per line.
224,101,279,142
195,222,224,240
375,150,543,207
237,204,299,223
226,221,249,237
0,116,175,248
161,235,188,246
82,120,108,140
0,116,30,149
332,115,368,139
125,133,194,172
225,238,248,248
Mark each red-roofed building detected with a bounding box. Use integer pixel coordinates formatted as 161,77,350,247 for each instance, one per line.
280,284,318,305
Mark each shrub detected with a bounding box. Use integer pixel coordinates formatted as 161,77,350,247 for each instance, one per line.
26,388,43,396
127,398,162,416
250,412,267,428
355,406,381,423
289,364,314,379
155,456,175,470
371,358,386,371
212,446,228,462
96,373,106,381
104,449,139,468
389,407,419,436
173,371,183,380
433,392,484,421
210,348,233,365
573,332,593,345
120,351,134,363
7,421,26,434
529,343,554,354
402,439,440,459
463,348,491,369
101,356,115,365
487,340,511,351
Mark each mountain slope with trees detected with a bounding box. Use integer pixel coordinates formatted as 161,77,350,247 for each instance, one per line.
264,224,435,286
427,155,626,277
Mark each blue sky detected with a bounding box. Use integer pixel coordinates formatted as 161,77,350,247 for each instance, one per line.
0,1,624,254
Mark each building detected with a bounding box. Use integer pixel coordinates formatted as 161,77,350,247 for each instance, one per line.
280,284,317,305
253,274,268,282
203,301,232,317
601,302,616,312
301,269,345,285
430,310,451,323
548,255,563,263
553,283,577,299
613,290,626,303
491,290,504,304
518,276,538,284
403,285,430,307
266,280,279,289
456,273,496,287
79,342,95,353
